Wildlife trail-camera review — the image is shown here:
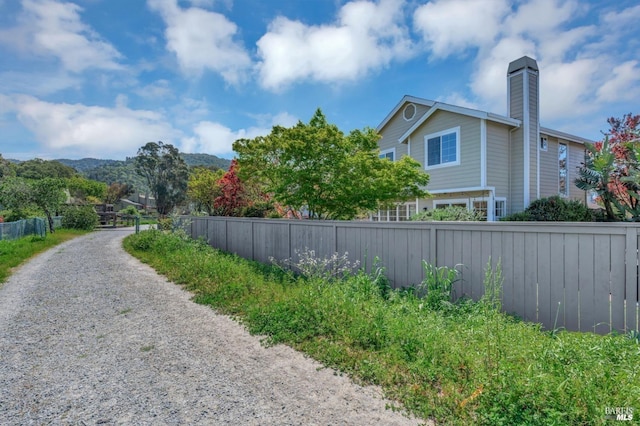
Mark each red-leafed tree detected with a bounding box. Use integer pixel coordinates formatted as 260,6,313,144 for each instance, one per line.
576,113,640,220
213,159,249,216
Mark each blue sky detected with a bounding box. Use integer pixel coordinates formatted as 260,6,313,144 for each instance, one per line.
0,0,638,161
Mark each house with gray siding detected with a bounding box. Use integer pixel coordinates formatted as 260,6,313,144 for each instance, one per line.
373,56,593,221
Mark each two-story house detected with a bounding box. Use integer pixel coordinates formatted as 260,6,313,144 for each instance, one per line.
373,56,593,221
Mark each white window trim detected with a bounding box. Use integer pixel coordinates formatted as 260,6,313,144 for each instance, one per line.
424,126,461,170
433,198,469,209
403,103,417,121
494,197,507,220
540,136,548,152
558,143,568,197
379,147,395,161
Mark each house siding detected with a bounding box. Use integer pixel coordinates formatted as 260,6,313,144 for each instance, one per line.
486,122,510,203
378,102,432,159
539,135,587,202
409,110,481,191
508,73,525,213
568,141,586,202
539,136,559,197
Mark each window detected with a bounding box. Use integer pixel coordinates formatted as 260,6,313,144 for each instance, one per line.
379,148,395,161
472,200,488,219
403,103,416,121
559,143,568,196
434,199,468,209
371,202,417,221
540,136,548,151
425,127,460,169
495,199,506,219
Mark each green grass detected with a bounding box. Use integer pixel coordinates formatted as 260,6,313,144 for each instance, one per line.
123,229,640,425
0,229,89,284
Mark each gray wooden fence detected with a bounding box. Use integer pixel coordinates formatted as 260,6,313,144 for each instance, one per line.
187,217,640,334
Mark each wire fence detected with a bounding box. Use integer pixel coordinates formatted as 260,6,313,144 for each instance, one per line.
0,216,64,241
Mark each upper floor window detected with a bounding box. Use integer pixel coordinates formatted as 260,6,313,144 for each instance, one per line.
540,136,548,151
559,143,568,196
379,148,395,161
403,103,416,121
425,127,460,169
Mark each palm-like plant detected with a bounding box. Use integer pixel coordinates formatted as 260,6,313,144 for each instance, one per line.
575,137,622,220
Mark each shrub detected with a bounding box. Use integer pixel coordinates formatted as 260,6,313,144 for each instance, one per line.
119,205,140,216
411,205,485,221
61,205,98,230
502,196,593,222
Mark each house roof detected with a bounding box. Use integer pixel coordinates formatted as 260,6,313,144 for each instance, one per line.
397,102,521,143
378,94,593,146
540,127,593,145
376,95,435,132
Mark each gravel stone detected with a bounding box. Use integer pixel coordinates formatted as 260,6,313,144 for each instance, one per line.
0,228,426,425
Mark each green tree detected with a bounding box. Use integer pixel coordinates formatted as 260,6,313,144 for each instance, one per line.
233,109,430,219
187,167,225,215
0,177,33,216
0,154,16,179
66,176,107,202
31,178,67,233
0,177,66,232
105,182,135,204
134,141,189,216
575,114,640,221
16,158,76,179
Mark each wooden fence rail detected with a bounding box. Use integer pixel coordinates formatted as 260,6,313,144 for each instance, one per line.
186,217,640,334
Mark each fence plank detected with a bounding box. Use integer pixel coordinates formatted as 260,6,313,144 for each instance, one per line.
549,233,566,331
537,232,551,329
610,234,626,332
501,232,515,316
578,234,596,332
523,233,538,323
593,235,612,333
564,234,580,331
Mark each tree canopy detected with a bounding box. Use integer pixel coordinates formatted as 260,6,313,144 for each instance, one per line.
575,113,640,220
134,141,189,216
233,108,430,220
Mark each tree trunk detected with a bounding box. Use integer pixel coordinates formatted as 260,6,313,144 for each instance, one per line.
45,210,55,234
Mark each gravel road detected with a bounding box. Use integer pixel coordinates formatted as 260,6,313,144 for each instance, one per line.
0,228,424,425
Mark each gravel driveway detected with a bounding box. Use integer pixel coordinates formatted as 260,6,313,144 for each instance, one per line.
0,228,424,425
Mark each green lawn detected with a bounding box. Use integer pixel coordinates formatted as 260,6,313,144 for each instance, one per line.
124,229,640,426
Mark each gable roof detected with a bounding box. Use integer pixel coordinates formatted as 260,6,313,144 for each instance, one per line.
378,95,592,146
376,95,435,133
392,99,521,144
540,127,593,145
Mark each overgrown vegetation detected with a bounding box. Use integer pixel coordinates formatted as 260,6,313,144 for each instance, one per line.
61,205,99,230
0,229,88,283
411,205,485,221
501,195,594,221
124,230,640,425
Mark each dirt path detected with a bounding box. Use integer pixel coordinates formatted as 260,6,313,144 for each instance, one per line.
0,228,424,425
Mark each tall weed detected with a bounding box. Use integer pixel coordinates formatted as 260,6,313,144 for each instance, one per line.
124,230,640,426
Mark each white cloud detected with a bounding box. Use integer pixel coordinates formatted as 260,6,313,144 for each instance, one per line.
596,61,640,103
134,79,175,100
147,0,251,84
413,0,509,57
0,0,122,73
4,94,179,158
0,70,82,96
181,112,298,156
413,0,640,128
256,0,413,91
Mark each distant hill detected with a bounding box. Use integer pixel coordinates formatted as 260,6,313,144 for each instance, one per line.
56,158,120,172
56,153,232,193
